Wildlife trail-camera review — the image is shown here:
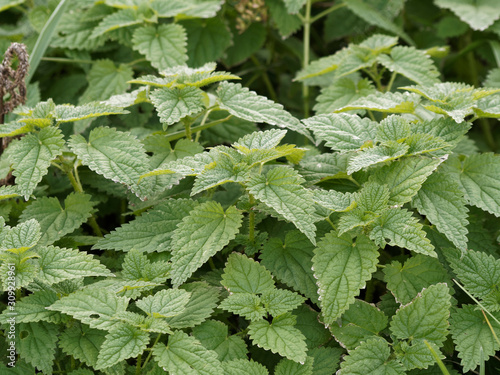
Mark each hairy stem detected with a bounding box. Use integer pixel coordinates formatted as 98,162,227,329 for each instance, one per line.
142,334,162,371
248,193,256,243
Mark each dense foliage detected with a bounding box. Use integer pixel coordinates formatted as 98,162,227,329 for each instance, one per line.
1,0,500,374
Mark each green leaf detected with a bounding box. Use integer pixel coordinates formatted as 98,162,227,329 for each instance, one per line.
309,347,343,375
150,86,205,127
217,82,312,140
335,91,420,114
53,102,128,122
370,208,436,257
296,153,350,184
330,299,388,350
247,166,316,244
132,24,187,71
1,219,41,254
260,230,318,303
248,313,307,363
261,289,305,317
0,0,25,12
59,322,106,368
302,113,377,151
435,0,500,31
0,290,60,324
274,357,314,375
283,0,307,14
181,17,232,66
314,77,376,114
52,13,107,51
19,192,95,246
5,127,64,198
347,142,409,174
35,245,111,285
313,189,356,213
165,282,220,329
312,232,379,325
343,0,413,45
170,202,243,286
18,321,58,374
0,121,34,138
96,323,150,370
221,359,269,375
413,172,469,251
152,330,223,374
376,115,412,142
441,153,500,217
0,185,19,201
68,126,151,199
150,0,223,18
390,283,451,346
356,181,390,213
219,293,266,321
192,320,248,361
377,46,440,86
267,0,302,38
383,254,452,305
450,304,500,372
136,289,191,318
224,22,267,67
90,8,141,38
47,288,129,330
221,252,275,294
446,248,500,309
370,156,441,205
79,59,134,103
338,337,405,374
94,199,198,253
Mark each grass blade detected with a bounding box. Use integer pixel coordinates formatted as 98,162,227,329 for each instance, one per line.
26,0,70,84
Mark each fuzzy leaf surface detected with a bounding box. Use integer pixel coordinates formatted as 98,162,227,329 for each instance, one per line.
96,324,150,370
441,153,500,217
221,359,269,375
36,245,112,285
312,232,379,325
260,230,318,302
377,46,440,85
170,202,243,286
150,86,205,127
413,172,469,251
370,208,436,257
338,337,405,374
450,304,500,372
390,283,451,345
192,320,248,361
217,82,311,140
47,288,129,330
5,127,64,198
383,254,451,305
221,252,275,294
435,0,500,31
132,24,187,70
302,113,377,151
19,193,95,246
18,321,58,374
247,166,316,244
248,313,307,363
68,126,151,199
94,199,198,253
152,330,223,374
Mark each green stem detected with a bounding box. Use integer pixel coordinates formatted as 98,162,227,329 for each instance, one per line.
250,55,278,102
66,165,103,237
127,58,148,66
386,71,398,93
208,258,216,271
367,110,376,122
135,353,142,375
310,3,347,23
183,118,193,141
248,194,256,243
166,115,233,142
142,334,162,371
302,0,312,118
325,217,336,230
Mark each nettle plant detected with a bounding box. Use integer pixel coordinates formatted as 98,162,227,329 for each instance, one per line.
1,34,500,374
